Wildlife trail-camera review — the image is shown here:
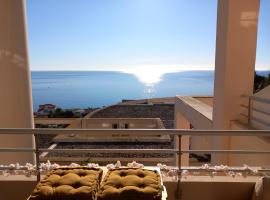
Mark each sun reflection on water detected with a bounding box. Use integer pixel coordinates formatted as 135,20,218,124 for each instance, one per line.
122,66,166,98
121,65,213,98
123,68,164,85
143,84,156,98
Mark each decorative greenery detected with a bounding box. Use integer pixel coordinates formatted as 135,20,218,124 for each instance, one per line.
254,72,270,93
49,108,75,118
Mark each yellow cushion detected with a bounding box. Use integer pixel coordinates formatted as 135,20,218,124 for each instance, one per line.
29,167,103,200
97,168,161,200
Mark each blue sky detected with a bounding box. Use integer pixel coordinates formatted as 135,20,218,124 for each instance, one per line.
26,0,270,72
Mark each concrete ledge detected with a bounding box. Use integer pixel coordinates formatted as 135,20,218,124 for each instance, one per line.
176,96,213,129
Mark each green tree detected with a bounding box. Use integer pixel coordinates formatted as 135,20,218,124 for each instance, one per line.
254,72,270,93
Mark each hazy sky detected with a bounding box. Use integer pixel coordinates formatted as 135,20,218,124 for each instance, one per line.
26,0,270,72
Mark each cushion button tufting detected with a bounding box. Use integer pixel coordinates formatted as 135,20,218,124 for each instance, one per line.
139,184,145,188
52,183,59,187
119,172,126,177
138,174,145,178
116,184,123,189
73,182,82,188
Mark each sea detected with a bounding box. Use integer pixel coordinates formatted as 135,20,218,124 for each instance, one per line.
31,70,269,110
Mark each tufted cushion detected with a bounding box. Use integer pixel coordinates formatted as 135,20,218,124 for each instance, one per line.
29,167,103,200
97,168,162,200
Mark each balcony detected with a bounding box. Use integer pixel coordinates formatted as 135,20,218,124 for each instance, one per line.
0,128,270,200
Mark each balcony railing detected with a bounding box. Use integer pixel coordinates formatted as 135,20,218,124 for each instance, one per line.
0,128,270,181
242,95,270,128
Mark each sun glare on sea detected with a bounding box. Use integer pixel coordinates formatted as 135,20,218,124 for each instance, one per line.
121,65,213,98
122,65,213,85
127,68,164,85
122,65,183,97
122,65,180,85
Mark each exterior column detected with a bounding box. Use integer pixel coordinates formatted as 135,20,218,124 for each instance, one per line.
174,102,190,166
212,0,260,164
0,0,34,164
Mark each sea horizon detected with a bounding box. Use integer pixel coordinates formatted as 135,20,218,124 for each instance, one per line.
31,70,270,110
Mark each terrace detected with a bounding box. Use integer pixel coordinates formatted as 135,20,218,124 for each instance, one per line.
0,0,270,200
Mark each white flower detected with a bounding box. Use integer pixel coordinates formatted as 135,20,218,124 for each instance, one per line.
25,163,34,171
182,170,189,177
87,163,99,168
243,164,249,170
50,163,60,169
69,163,80,168
115,161,121,168
137,163,144,168
127,161,144,168
9,164,15,169
214,165,228,171
106,164,115,170
15,163,20,170
221,165,228,170
201,164,210,170
250,168,258,174
157,163,168,170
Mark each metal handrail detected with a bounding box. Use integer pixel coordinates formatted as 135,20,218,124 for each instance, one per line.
0,128,269,136
252,107,270,117
250,96,270,105
0,128,270,183
242,95,270,105
241,95,270,126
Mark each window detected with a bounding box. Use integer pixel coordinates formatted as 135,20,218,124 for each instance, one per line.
124,123,129,129
112,123,118,129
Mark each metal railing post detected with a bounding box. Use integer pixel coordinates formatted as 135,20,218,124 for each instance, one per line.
178,135,182,169
34,133,41,182
175,134,182,200
174,135,178,166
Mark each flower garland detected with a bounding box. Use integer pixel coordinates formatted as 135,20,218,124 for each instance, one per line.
156,163,261,179
0,161,261,178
